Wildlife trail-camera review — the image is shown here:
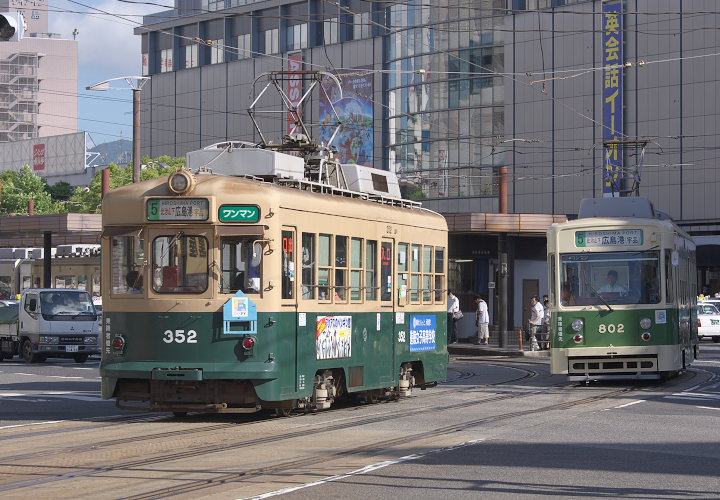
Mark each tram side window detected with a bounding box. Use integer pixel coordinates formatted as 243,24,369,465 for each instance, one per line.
281,231,295,300
410,244,421,303
350,237,363,301
366,240,377,301
302,233,316,299
318,234,332,300
111,236,145,295
381,242,392,302
664,249,674,303
423,245,433,302
434,247,445,302
220,236,262,295
397,243,408,302
152,235,208,294
335,236,347,300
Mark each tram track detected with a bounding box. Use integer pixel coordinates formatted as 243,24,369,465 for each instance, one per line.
0,368,637,496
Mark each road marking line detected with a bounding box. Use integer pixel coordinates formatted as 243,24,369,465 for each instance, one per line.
604,400,644,410
239,439,485,500
0,420,63,430
47,376,85,379
696,406,720,411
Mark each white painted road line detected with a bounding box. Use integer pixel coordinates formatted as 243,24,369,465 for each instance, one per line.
239,439,485,500
603,400,645,411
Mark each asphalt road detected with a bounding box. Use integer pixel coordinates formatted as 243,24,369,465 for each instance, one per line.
1,345,719,499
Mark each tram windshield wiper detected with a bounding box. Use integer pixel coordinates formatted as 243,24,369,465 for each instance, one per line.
582,268,613,312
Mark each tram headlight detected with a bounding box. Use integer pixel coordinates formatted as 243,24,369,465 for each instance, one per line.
640,317,652,330
168,170,196,195
571,319,584,332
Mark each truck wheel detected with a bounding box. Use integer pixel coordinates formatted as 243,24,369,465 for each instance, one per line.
22,339,41,363
713,337,720,343
73,354,89,364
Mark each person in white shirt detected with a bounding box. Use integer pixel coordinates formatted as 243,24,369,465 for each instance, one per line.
597,270,627,294
474,295,489,345
447,290,460,344
528,295,543,351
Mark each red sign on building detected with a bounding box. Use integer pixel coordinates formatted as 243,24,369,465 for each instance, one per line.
287,53,303,134
33,143,46,171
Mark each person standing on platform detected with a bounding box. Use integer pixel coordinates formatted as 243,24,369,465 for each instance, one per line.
447,290,460,344
528,295,543,351
474,295,489,345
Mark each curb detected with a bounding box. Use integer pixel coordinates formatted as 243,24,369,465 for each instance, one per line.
448,344,551,357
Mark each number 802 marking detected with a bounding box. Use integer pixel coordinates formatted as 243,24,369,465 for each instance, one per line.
598,323,624,334
162,329,198,343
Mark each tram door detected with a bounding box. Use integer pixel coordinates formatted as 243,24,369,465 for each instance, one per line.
377,238,396,383
281,228,299,393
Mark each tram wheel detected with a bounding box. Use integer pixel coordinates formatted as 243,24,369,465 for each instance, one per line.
713,337,720,343
22,339,41,363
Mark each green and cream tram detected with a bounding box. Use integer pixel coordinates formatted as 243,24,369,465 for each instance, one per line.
548,197,697,380
99,147,449,414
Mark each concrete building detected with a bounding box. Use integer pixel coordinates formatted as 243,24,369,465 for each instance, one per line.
0,0,78,142
135,1,720,328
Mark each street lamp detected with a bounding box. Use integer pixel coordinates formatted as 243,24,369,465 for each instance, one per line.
86,76,149,183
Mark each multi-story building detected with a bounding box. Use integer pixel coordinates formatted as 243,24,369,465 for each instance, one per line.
136,1,720,328
0,0,78,142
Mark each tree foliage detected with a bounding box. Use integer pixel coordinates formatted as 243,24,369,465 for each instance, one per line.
0,165,63,215
68,156,184,214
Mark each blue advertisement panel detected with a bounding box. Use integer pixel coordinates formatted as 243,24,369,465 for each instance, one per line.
410,314,436,352
602,2,623,197
319,72,374,167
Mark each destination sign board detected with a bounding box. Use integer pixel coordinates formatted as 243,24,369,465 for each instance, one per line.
575,230,643,247
218,205,260,223
147,198,209,221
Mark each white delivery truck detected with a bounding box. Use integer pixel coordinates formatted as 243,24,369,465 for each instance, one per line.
0,289,100,363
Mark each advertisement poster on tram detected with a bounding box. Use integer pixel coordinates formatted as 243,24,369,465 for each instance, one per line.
410,315,436,352
319,69,374,167
316,316,352,359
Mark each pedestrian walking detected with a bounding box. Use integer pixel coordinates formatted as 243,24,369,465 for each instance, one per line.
474,295,489,345
541,294,550,349
528,295,543,351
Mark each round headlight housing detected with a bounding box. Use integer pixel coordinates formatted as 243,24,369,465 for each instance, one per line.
168,170,196,194
641,332,652,342
640,317,652,329
571,319,584,332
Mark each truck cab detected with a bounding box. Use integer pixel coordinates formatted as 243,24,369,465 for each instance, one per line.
0,289,100,363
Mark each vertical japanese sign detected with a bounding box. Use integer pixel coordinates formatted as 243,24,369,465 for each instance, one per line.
319,70,374,167
33,143,46,171
287,53,303,134
602,2,623,197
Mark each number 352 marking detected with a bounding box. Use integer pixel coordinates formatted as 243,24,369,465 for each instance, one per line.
163,329,198,343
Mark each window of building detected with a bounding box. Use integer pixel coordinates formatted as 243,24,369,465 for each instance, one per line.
160,48,173,73
185,44,198,69
210,39,225,64
354,12,371,40
286,23,308,51
264,29,279,54
237,33,252,59
323,17,338,45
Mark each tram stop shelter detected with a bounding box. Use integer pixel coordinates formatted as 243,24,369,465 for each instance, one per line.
0,214,102,288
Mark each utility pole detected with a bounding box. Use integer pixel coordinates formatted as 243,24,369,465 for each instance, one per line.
497,166,509,348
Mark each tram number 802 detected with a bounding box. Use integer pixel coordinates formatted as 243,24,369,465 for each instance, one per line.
598,323,624,334
162,329,198,343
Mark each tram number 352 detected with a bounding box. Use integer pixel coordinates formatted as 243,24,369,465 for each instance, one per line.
598,323,624,334
162,329,198,343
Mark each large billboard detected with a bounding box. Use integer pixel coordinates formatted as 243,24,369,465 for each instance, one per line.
0,132,88,178
602,2,623,197
319,71,374,167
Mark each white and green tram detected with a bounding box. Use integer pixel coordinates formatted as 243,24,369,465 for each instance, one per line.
548,197,698,381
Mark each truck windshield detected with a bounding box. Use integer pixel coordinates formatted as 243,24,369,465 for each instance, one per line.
40,291,96,320
560,251,661,306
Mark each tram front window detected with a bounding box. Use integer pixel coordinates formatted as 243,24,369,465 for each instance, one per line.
560,251,660,306
220,237,262,294
152,234,208,294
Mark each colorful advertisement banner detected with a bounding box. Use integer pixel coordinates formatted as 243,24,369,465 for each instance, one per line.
316,315,352,359
319,72,374,167
602,2,623,197
410,314,436,352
